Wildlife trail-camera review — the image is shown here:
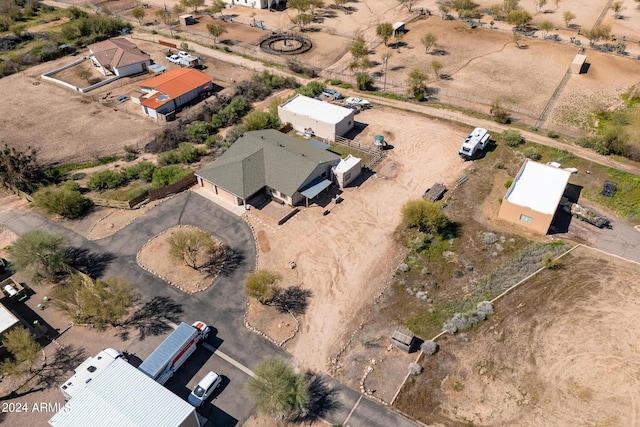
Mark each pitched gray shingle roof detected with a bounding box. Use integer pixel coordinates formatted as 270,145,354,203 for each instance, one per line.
196,130,339,199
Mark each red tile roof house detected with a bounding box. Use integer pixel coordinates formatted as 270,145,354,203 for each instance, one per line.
138,68,214,119
88,38,152,77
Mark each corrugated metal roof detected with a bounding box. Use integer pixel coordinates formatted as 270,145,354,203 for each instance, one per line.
196,130,339,199
140,68,212,100
49,359,197,427
279,94,353,124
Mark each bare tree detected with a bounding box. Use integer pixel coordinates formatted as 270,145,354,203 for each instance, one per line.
538,20,554,39
532,0,547,13
398,0,418,12
610,1,624,19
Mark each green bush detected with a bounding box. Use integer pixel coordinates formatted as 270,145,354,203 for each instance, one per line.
296,81,325,98
504,180,513,189
87,170,125,191
176,143,205,164
522,146,541,160
253,70,297,90
338,83,353,89
33,182,92,218
401,199,447,234
151,165,192,188
243,110,280,131
158,150,180,166
575,136,599,149
121,162,156,182
185,121,216,143
547,130,560,139
356,72,374,91
500,130,524,147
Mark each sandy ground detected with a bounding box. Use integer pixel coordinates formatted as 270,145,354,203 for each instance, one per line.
396,245,640,426
548,47,640,132
248,105,472,373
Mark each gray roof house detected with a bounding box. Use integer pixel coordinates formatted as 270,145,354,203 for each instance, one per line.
196,129,340,206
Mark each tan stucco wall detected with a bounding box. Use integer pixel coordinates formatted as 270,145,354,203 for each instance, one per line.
498,199,553,234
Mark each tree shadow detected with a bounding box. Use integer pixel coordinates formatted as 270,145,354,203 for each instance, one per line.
66,247,115,278
390,65,405,71
216,247,245,277
290,374,341,423
120,296,184,341
273,286,312,315
439,73,453,80
36,344,87,389
431,48,448,56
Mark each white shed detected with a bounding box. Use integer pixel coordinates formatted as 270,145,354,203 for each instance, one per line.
332,154,362,187
278,94,355,141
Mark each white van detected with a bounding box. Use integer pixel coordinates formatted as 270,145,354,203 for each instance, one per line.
188,371,221,407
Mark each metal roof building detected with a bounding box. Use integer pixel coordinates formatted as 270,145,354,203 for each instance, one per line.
196,129,340,206
49,359,200,427
0,302,19,336
498,160,572,234
277,94,354,141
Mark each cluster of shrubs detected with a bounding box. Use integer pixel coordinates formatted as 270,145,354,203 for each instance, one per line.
87,161,191,191
32,181,91,218
575,129,640,161
0,5,129,78
158,143,206,166
442,301,494,334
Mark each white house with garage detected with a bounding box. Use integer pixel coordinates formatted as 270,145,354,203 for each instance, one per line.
278,94,355,141
88,38,151,77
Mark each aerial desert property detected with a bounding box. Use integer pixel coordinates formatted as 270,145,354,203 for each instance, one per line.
0,0,640,426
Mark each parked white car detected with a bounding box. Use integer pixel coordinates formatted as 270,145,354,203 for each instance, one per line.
344,97,371,108
188,371,221,407
166,54,181,64
178,51,191,58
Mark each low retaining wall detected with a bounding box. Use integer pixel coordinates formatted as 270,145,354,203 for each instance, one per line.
41,57,121,93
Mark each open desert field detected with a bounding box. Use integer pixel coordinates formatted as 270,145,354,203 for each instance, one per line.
396,245,640,426
0,58,160,165
249,105,473,372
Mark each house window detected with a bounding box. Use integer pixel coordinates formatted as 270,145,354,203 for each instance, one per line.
519,214,532,223
280,192,287,199
344,172,351,181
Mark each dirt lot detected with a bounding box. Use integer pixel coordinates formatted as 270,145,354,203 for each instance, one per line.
246,105,472,373
395,245,640,426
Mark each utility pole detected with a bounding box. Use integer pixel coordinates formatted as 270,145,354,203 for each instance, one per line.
164,4,174,38
383,53,391,93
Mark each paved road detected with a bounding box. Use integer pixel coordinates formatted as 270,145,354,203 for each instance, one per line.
0,191,422,427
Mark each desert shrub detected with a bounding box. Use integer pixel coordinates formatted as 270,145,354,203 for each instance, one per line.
286,59,317,77
596,125,629,156
398,263,409,272
158,150,180,166
145,125,186,153
121,161,156,182
33,182,91,218
243,110,280,131
626,145,640,162
420,340,438,355
151,165,191,187
443,313,470,334
500,130,524,147
245,269,281,304
225,125,247,144
176,142,205,164
213,98,251,127
296,81,325,98
401,199,447,234
253,70,298,90
481,232,497,244
185,120,216,143
87,170,125,191
477,301,494,316
490,98,510,124
575,135,599,149
356,72,374,91
504,180,512,189
205,134,223,148
543,252,560,269
547,130,559,139
522,146,541,160
235,79,272,102
408,363,423,375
